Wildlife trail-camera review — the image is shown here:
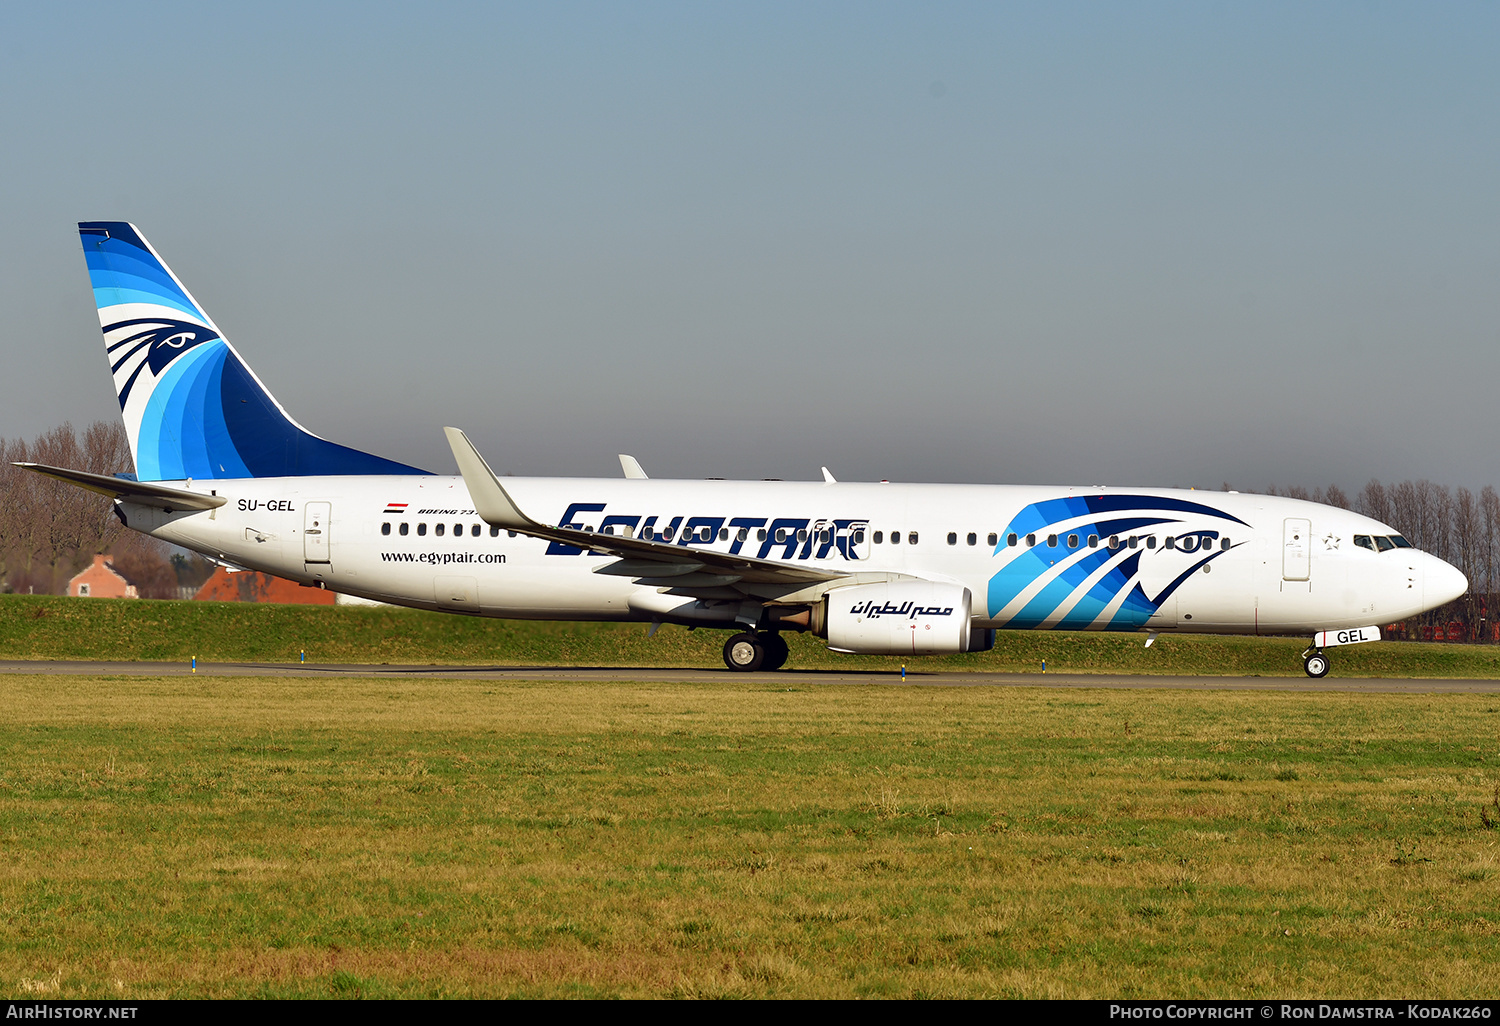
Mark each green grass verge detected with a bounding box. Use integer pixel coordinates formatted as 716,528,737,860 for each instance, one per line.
1,594,1497,677
0,675,1497,997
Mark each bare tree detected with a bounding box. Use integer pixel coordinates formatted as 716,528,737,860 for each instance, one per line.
0,421,173,595
1483,487,1500,642
1358,479,1390,524
1433,483,1454,564
1389,481,1421,549
1454,487,1482,637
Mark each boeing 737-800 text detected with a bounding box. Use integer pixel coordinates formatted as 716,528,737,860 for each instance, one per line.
20,222,1468,676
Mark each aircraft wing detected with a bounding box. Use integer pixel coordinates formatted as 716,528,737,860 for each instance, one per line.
15,462,228,512
444,428,846,586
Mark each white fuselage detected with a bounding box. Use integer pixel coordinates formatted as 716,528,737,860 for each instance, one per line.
125,476,1464,636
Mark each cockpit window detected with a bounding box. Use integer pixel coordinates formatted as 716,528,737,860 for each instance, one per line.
1353,535,1374,551
1390,535,1413,548
1374,536,1395,552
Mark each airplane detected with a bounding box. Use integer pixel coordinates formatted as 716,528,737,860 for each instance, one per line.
19,221,1469,677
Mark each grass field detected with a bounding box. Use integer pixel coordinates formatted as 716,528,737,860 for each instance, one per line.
1,593,1499,678
1,672,1498,998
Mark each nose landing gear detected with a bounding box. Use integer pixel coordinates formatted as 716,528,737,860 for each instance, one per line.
1300,626,1382,678
1301,648,1330,678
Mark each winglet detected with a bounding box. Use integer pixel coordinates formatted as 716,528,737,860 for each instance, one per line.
443,427,537,530
619,454,648,479
821,466,837,484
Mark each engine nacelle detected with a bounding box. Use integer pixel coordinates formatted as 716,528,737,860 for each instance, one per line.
822,581,976,656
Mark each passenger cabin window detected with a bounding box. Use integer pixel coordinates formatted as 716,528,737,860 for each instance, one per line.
908,532,919,545
1375,536,1395,552
1109,535,1120,549
400,523,409,536
417,523,427,536
966,532,976,546
737,527,748,542
507,530,517,538
1026,534,1036,547
873,531,883,544
1067,534,1078,548
435,523,445,537
1146,536,1156,550
1354,535,1375,551
1220,537,1231,550
891,532,900,545
1007,533,1018,547
720,528,729,541
1047,534,1058,548
1128,536,1138,549
947,532,957,546
989,533,999,547
490,525,500,537
853,529,865,544
1088,534,1099,548
757,528,767,541
381,522,391,536
453,523,463,537
1164,536,1175,550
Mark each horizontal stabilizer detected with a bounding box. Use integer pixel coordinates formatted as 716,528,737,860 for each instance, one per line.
15,462,227,511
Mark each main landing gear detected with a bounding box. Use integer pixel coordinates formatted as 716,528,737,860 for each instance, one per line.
722,631,790,672
1301,648,1330,679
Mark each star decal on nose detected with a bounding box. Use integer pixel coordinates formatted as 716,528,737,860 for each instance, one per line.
1323,534,1340,550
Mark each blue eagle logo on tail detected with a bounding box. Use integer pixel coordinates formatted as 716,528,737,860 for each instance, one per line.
105,317,222,408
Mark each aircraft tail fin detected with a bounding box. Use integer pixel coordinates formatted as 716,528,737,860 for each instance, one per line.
77,221,427,481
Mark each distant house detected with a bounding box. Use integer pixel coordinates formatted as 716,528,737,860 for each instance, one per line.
68,554,139,599
194,567,336,605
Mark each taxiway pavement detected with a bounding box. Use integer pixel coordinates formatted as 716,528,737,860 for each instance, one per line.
0,660,1495,693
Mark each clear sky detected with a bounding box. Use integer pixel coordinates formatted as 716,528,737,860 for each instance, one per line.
2,2,1497,490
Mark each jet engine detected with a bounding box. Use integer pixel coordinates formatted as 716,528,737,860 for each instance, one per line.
818,581,989,656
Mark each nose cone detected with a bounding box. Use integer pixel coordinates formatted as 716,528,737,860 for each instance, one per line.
1423,553,1469,609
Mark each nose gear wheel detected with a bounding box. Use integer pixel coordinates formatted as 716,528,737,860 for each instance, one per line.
1302,650,1329,678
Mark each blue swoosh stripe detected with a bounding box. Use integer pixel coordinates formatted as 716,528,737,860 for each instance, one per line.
1003,547,1117,628
1007,494,1250,536
1055,552,1145,630
92,287,201,320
